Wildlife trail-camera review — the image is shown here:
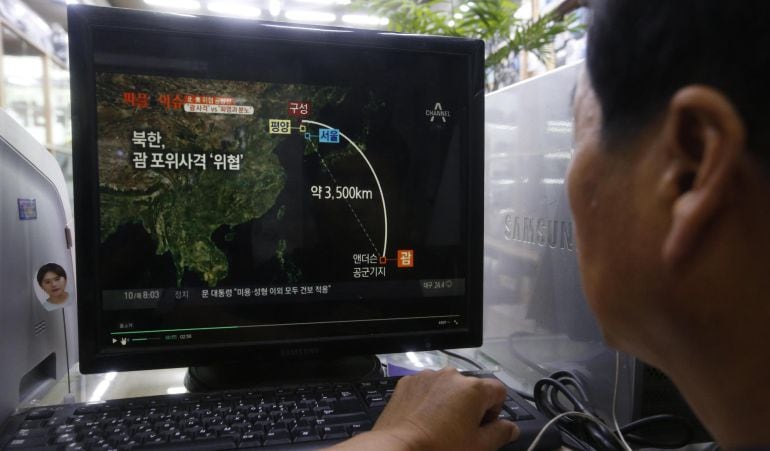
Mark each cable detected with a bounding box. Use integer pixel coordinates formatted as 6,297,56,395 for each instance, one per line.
61,309,73,398
611,351,632,451
440,350,535,401
506,333,552,377
529,355,694,451
526,411,630,451
534,374,621,451
438,348,693,449
440,350,485,370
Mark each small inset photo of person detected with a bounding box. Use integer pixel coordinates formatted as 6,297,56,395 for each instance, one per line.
35,263,71,311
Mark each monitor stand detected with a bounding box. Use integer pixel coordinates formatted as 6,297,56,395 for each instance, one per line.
184,354,384,392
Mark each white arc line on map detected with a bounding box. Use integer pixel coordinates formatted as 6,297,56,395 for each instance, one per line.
302,119,388,258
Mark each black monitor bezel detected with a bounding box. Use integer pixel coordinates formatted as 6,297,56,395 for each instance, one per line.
69,5,485,374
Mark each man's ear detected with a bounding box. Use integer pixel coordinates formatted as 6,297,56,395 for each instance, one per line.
660,85,746,268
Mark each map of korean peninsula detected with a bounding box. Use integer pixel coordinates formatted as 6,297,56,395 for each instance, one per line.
96,73,350,286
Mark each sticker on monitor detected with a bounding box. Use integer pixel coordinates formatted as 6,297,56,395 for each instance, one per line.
34,263,72,311
18,198,37,220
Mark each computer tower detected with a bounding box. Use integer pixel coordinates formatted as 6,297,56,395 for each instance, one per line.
0,108,78,421
481,63,706,437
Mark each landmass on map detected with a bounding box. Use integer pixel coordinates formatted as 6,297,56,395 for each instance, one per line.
96,73,349,286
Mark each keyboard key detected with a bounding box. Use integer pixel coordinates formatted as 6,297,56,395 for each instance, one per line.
19,420,41,429
228,422,250,433
84,437,109,448
297,399,316,410
293,426,321,442
7,436,48,448
252,419,272,432
273,418,296,431
219,431,241,442
365,395,387,407
25,409,54,420
513,411,534,421
368,405,386,420
348,421,373,435
320,425,349,440
332,399,365,413
238,431,264,447
107,432,132,446
143,433,167,445
44,416,66,427
74,406,100,415
197,431,217,440
320,412,369,426
503,401,535,421
358,381,375,390
207,424,227,434
136,437,236,450
125,400,147,409
263,429,291,446
55,433,78,445
100,403,122,413
13,428,47,438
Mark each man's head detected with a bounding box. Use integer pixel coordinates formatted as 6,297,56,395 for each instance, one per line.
586,0,770,159
567,0,770,369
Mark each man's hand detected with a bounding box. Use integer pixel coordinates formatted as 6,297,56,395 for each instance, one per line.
328,367,520,451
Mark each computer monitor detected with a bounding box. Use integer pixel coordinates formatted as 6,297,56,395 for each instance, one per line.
68,5,484,389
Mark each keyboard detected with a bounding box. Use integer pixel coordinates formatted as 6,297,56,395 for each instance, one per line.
0,373,561,450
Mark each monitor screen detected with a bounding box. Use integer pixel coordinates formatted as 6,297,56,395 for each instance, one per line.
69,5,484,375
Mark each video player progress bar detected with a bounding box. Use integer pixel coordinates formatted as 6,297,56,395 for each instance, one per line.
110,314,462,336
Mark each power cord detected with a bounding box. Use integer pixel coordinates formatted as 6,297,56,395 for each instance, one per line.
528,351,694,450
440,350,485,370
527,411,630,451
440,349,694,449
440,350,535,401
61,309,74,404
611,352,631,451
